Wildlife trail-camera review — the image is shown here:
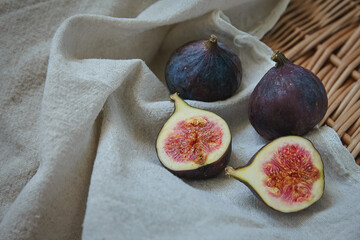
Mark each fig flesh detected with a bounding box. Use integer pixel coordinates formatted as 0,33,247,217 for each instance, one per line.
165,34,242,102
226,136,324,213
156,93,231,179
249,51,328,140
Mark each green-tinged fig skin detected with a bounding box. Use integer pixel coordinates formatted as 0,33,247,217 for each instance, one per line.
249,53,328,140
227,136,325,213
158,141,231,180
165,36,242,102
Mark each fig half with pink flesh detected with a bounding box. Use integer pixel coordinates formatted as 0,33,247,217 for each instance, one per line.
156,93,231,179
226,136,324,213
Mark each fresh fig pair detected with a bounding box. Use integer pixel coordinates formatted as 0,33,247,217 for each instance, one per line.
228,51,327,213
166,34,328,139
158,34,241,180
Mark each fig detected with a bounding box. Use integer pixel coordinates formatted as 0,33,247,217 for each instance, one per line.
248,51,328,140
165,34,242,102
226,136,324,213
156,93,232,179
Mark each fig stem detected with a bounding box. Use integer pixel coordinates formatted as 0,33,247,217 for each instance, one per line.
209,34,217,43
271,51,291,67
170,92,188,112
225,166,234,176
225,166,248,181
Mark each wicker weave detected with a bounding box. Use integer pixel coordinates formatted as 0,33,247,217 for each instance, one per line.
262,0,360,165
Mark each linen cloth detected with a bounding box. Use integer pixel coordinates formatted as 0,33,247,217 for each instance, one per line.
1,0,360,239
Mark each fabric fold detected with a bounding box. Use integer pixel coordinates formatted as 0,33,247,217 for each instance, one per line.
1,0,360,240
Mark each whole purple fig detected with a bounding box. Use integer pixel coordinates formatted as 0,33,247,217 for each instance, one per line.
249,51,328,140
165,34,242,102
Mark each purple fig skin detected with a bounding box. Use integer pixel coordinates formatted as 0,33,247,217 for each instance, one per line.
165,35,242,102
225,136,325,213
248,51,328,140
158,141,232,180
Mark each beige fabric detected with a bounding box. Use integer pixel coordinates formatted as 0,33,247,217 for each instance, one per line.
1,0,359,239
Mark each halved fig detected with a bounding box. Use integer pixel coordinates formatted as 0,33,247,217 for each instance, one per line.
226,136,324,213
156,93,231,179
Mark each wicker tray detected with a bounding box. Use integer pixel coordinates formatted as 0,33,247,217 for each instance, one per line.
262,0,360,165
